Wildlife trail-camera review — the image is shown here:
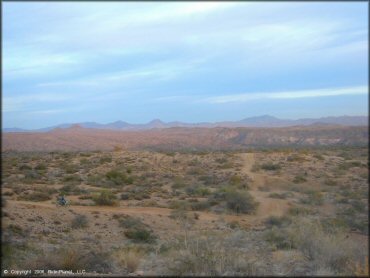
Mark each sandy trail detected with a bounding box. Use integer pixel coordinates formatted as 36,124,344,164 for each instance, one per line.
10,200,250,223
239,152,266,189
238,153,290,217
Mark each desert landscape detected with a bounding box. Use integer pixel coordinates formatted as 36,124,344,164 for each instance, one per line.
3,1,368,276
2,126,369,276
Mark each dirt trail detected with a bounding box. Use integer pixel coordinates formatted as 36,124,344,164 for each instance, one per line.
10,200,249,223
238,153,290,217
239,152,266,189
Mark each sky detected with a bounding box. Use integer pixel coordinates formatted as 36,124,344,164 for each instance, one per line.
3,2,368,129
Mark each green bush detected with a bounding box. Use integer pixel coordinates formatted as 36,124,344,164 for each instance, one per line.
93,190,117,206
35,163,47,171
300,191,324,206
124,229,156,243
19,164,32,171
268,192,292,199
169,200,190,210
264,227,293,249
100,156,112,164
106,170,133,185
118,216,156,243
64,164,79,174
264,215,292,228
293,175,307,183
225,190,258,214
71,215,89,229
63,174,82,184
185,185,210,197
190,200,211,211
121,193,130,200
287,206,314,216
261,162,281,171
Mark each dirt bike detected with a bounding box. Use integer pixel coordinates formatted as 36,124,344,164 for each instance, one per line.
56,199,70,207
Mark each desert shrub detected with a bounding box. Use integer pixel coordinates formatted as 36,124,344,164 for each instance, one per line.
225,190,258,214
261,162,281,171
350,199,366,213
93,190,117,206
300,191,324,206
320,217,349,233
190,200,211,211
198,174,224,186
293,175,307,183
172,181,186,190
287,206,315,216
34,163,47,171
288,218,367,275
87,174,105,187
268,192,293,199
64,164,79,174
78,194,92,200
71,215,89,229
264,215,292,228
118,216,145,230
60,184,87,195
99,156,112,164
121,193,130,200
264,227,293,250
313,154,325,160
19,164,32,171
79,158,89,165
106,169,133,185
124,229,156,243
23,170,42,183
62,174,82,185
25,247,113,273
215,157,228,164
258,186,271,192
7,224,26,237
19,191,51,202
251,163,260,172
324,179,337,186
338,161,363,170
185,185,210,197
287,154,306,162
169,200,190,210
118,216,156,243
187,167,205,175
166,233,266,276
115,246,144,273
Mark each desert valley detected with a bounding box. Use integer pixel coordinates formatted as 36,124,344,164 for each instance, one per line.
2,121,369,276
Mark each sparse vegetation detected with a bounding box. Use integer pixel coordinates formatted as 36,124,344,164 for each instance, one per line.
2,146,367,275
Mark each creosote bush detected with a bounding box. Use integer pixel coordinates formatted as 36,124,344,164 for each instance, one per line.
225,190,259,214
93,190,117,206
71,215,89,229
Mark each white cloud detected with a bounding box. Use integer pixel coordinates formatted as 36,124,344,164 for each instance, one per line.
37,57,207,88
3,93,72,112
204,85,368,104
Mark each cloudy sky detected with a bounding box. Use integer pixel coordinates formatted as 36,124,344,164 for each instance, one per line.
3,2,368,129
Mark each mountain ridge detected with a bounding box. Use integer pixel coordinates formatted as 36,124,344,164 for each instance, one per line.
3,115,368,133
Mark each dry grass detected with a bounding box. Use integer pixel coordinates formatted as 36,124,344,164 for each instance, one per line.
114,246,145,273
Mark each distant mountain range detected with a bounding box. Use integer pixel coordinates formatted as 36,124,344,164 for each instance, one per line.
3,115,368,133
